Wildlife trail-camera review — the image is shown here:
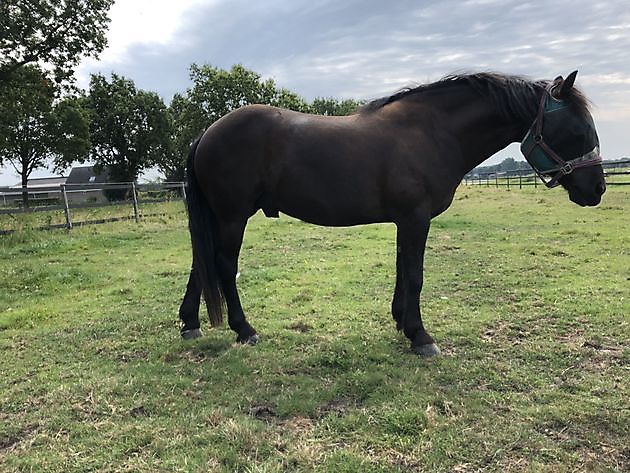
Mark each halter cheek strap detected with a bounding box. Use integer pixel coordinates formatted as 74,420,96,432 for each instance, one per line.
520,83,602,188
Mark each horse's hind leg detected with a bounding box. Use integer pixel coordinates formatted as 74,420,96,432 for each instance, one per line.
216,218,258,344
179,267,202,339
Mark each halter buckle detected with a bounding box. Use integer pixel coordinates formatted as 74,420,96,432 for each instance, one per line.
561,162,574,175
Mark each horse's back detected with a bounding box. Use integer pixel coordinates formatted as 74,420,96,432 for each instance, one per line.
192,104,443,225
193,105,384,224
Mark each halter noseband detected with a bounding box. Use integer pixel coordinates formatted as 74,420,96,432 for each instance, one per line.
520,82,602,188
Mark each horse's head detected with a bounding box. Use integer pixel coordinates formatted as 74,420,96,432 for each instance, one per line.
521,71,606,206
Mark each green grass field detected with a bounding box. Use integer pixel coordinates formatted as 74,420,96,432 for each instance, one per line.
1,186,628,472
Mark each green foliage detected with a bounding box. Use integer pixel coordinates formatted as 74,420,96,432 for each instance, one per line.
0,187,628,471
160,93,202,182
0,66,89,205
50,95,91,170
310,97,363,116
0,0,114,85
188,64,309,123
85,73,171,183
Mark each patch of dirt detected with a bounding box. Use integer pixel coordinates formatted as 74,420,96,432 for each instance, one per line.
129,405,149,417
163,348,217,364
280,415,313,432
315,397,354,418
381,449,425,471
248,404,277,421
555,327,586,346
480,321,510,343
287,321,312,333
0,425,37,452
117,350,149,363
578,443,629,472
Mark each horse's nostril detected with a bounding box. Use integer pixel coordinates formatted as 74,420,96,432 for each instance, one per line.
597,182,607,196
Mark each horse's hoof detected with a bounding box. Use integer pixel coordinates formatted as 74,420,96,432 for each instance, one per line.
181,328,202,340
412,342,441,357
237,334,260,346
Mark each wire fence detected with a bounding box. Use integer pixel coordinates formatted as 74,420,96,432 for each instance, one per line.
0,181,186,234
463,160,630,188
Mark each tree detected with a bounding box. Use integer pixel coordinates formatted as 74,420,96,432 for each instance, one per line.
0,0,114,84
187,64,310,122
159,93,203,182
310,97,363,116
0,66,89,206
498,157,518,172
85,73,171,188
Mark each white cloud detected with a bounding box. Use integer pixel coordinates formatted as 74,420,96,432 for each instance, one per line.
104,0,210,61
75,0,210,87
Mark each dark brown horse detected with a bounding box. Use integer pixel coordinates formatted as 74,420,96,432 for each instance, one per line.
178,71,605,356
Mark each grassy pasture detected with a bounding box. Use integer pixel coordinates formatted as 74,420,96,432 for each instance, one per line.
0,186,628,472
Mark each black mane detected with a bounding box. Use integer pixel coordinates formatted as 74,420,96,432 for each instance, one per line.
360,72,591,122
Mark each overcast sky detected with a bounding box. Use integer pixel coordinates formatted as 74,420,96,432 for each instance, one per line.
2,0,629,185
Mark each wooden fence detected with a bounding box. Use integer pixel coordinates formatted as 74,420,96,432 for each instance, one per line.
0,181,186,233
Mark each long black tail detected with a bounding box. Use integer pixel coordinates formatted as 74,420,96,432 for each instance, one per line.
185,137,224,326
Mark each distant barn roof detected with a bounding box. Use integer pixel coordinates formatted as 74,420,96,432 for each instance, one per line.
66,166,110,184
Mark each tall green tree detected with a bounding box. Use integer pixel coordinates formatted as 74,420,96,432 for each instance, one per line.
0,0,114,84
85,73,171,185
310,97,362,116
187,64,310,123
0,66,90,206
159,93,203,182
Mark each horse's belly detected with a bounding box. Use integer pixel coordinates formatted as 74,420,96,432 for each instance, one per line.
273,179,385,227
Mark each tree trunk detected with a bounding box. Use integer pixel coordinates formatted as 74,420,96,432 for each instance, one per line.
21,172,29,208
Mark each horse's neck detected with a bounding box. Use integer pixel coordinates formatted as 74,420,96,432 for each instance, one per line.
420,87,534,173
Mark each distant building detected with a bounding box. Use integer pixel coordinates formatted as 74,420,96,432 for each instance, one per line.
2,176,67,205
65,166,110,204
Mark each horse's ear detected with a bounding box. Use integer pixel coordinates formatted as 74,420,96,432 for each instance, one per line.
553,70,578,99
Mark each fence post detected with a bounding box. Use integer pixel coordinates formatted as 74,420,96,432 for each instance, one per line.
519,174,522,189
495,174,499,188
61,184,72,229
181,182,187,202
131,182,140,223
507,173,510,189
534,174,538,188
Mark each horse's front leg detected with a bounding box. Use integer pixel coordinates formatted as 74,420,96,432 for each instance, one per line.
396,212,441,356
392,233,405,331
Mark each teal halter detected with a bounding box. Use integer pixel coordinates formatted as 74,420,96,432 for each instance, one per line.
520,83,602,188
